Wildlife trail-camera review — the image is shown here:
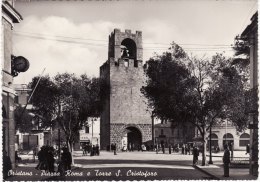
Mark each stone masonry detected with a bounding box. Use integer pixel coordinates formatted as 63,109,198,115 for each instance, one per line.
100,29,152,150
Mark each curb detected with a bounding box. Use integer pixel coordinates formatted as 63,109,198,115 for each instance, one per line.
193,165,220,180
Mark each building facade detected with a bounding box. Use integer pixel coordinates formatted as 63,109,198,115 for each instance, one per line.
2,0,23,168
100,29,152,150
241,12,258,176
78,118,100,149
13,84,46,151
154,119,195,147
206,121,250,151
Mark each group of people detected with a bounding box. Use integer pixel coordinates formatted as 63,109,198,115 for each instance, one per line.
35,145,72,173
181,144,192,155
82,143,100,156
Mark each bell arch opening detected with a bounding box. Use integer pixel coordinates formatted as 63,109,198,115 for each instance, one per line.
121,38,137,60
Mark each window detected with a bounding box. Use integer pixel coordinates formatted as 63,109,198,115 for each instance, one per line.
239,133,250,146
85,126,89,133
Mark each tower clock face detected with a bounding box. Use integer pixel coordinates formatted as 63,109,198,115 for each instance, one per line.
13,56,30,72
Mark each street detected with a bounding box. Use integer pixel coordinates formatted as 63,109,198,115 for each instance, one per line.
8,151,215,181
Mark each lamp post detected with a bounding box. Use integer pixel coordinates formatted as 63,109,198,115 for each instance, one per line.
208,125,213,164
151,112,155,147
58,129,61,159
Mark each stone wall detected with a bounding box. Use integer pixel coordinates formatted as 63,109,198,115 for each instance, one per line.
100,29,152,150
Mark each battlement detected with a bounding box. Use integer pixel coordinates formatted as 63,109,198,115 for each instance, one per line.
108,28,143,61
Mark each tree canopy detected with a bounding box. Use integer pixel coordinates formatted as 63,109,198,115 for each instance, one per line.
142,42,249,165
28,73,101,161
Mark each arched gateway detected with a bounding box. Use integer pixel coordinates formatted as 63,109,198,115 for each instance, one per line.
100,29,152,150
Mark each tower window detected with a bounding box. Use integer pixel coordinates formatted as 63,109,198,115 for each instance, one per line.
124,60,129,67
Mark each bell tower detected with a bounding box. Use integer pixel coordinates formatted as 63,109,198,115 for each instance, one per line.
100,29,152,150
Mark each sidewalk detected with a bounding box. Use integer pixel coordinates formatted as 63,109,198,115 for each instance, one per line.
194,164,258,180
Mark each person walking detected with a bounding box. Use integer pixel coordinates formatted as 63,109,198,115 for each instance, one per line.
61,147,72,171
185,144,189,155
246,144,250,155
223,144,231,177
82,144,85,156
229,142,233,160
162,143,165,154
47,147,55,172
182,144,185,154
96,144,100,156
131,143,134,152
169,144,172,154
114,143,117,155
156,144,159,154
128,143,132,152
193,146,199,165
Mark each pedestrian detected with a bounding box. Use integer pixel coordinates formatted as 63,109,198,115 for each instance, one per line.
246,144,250,154
223,144,230,177
47,147,55,172
61,147,72,171
188,144,191,155
169,144,172,154
36,146,42,170
33,145,38,163
193,146,199,165
162,143,165,154
114,143,117,155
82,144,85,156
156,144,159,154
96,144,100,156
90,145,94,156
182,144,185,154
229,142,233,160
131,143,134,152
93,145,96,156
185,144,189,155
128,143,131,152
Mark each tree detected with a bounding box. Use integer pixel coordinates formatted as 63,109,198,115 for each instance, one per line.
29,75,60,129
14,105,34,133
29,73,101,164
142,43,248,166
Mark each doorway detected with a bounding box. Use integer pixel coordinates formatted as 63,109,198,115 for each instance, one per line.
126,126,142,150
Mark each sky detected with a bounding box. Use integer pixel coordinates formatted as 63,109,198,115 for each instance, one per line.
12,0,258,84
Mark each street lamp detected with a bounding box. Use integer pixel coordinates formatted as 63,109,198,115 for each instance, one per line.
208,125,213,164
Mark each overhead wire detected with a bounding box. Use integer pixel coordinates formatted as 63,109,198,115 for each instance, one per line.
14,31,235,52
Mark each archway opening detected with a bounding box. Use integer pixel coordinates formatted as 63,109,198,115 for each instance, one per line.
126,126,142,150
207,133,219,150
239,133,250,147
223,133,234,147
121,38,137,60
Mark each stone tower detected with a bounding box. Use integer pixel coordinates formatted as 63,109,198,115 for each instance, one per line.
100,29,152,150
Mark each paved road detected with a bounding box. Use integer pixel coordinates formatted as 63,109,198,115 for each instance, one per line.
7,151,230,181
8,151,212,181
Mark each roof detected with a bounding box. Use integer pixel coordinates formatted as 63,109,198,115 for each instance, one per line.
241,11,258,37
2,0,23,23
